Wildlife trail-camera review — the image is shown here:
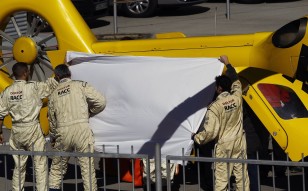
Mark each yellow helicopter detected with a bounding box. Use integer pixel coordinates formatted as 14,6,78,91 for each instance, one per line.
0,0,307,162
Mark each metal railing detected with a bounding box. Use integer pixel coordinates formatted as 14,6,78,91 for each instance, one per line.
0,145,151,191
1,144,307,191
166,148,308,191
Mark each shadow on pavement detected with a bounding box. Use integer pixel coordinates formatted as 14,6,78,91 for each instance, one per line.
85,19,111,29
156,6,211,17
260,171,306,191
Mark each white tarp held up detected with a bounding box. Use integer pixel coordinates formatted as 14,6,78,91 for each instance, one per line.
66,51,223,158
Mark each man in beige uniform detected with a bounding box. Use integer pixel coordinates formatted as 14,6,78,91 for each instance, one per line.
48,64,106,191
192,55,249,191
0,62,58,191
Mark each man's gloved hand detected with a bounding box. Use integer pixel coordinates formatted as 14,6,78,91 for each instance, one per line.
46,135,56,148
191,133,196,141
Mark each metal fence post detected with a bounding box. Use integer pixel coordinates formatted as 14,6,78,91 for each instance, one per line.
117,145,121,191
182,148,186,191
4,154,8,191
74,147,78,191
302,153,306,191
146,156,151,191
102,145,107,191
18,143,21,191
197,148,201,191
88,144,92,191
155,143,162,191
214,7,217,36
61,145,64,191
32,143,35,191
166,158,171,191
257,151,261,191
46,144,49,191
271,152,276,190
226,0,230,20
113,0,118,34
131,145,135,191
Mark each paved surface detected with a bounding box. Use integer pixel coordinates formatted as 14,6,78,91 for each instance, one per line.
1,0,308,190
90,0,308,37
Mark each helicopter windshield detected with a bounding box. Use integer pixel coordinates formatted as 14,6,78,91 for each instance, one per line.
258,83,308,119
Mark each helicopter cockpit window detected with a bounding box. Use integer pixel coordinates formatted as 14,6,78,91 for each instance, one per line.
258,83,308,119
272,18,307,48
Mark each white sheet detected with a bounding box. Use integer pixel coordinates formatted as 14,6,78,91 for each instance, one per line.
66,51,223,158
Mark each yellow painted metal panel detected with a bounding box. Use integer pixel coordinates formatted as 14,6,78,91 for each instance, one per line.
240,67,308,161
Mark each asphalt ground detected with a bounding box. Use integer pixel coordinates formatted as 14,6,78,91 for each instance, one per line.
1,0,308,190
90,0,308,37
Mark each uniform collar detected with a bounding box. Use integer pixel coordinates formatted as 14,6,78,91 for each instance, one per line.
14,80,27,83
216,91,230,100
59,78,71,83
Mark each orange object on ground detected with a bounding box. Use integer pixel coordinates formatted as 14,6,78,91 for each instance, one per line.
120,159,143,187
100,158,143,187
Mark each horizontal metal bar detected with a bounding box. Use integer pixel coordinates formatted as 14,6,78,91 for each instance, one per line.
0,149,148,159
166,155,308,167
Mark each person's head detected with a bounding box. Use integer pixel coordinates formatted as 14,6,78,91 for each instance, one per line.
54,64,71,81
12,62,29,80
215,75,232,95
